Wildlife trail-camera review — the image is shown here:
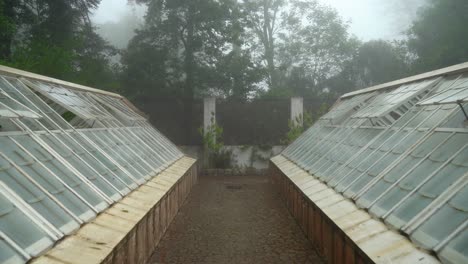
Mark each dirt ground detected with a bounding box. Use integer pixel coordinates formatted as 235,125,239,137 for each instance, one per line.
148,175,323,264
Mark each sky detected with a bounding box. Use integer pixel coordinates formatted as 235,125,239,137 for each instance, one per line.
91,0,146,24
91,0,427,42
316,0,426,40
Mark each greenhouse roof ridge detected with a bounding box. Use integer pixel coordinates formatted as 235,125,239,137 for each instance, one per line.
0,65,122,98
342,61,468,99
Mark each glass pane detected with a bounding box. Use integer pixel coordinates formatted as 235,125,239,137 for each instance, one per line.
0,136,97,221
13,135,107,210
0,192,54,256
411,186,468,250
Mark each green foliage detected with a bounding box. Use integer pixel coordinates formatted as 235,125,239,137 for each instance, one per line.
352,40,410,87
244,0,357,98
61,111,76,122
282,103,329,144
198,113,233,169
124,0,359,100
0,0,119,92
282,112,311,145
123,0,260,101
326,40,411,95
0,0,16,60
2,41,75,78
210,149,233,169
198,114,224,154
407,0,468,72
2,0,466,105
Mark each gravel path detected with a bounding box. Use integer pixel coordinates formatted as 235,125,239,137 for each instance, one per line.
148,175,323,264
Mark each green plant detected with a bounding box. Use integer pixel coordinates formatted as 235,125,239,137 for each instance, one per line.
282,111,312,145
211,149,233,169
198,113,224,154
61,111,77,122
198,112,233,169
282,103,330,145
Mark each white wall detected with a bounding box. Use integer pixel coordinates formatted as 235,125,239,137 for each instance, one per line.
178,145,285,170
224,145,285,170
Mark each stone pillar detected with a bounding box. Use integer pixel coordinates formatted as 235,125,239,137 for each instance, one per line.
291,97,304,126
203,97,216,132
203,98,216,168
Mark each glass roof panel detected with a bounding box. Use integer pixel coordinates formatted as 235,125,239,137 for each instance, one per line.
91,94,144,121
438,227,468,264
0,152,80,234
351,78,438,119
0,90,41,119
0,66,183,264
0,239,25,264
411,185,468,251
25,79,115,123
283,70,468,264
0,185,55,257
419,75,468,106
9,134,108,212
319,92,376,125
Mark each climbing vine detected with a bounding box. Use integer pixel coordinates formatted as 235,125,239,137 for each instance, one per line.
198,113,233,168
282,104,329,144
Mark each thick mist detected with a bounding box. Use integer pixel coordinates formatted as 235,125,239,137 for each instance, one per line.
92,0,429,49
92,1,146,49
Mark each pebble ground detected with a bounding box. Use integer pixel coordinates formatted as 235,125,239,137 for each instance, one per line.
148,175,324,264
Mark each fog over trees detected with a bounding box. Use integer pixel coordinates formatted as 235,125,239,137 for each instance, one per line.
95,10,143,49
1,0,466,102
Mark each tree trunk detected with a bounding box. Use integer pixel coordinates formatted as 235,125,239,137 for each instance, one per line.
262,0,277,90
265,44,277,89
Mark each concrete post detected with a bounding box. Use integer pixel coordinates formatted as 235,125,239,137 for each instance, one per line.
204,97,216,132
291,97,304,126
203,98,216,168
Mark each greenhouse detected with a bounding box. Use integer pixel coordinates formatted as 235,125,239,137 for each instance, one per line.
0,61,467,264
272,62,468,264
0,65,197,264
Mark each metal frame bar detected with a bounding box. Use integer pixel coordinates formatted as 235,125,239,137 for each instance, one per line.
2,77,142,188
337,107,442,193
13,119,114,205
381,143,467,218
327,102,428,187
32,120,127,198
366,132,456,209
352,105,459,199
0,152,83,224
8,136,99,214
0,182,61,240
0,230,30,260
403,172,468,234
434,219,468,252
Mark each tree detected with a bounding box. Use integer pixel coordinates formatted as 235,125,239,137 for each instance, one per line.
0,0,120,91
323,40,411,96
244,0,356,97
212,45,265,100
243,0,283,90
125,0,264,98
350,40,409,88
124,0,244,141
0,0,16,60
408,0,468,72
